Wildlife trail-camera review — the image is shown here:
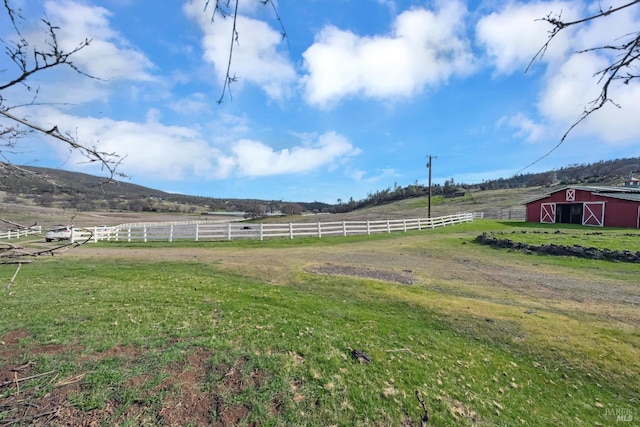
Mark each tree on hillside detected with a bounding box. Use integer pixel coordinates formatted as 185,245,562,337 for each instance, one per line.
0,0,122,183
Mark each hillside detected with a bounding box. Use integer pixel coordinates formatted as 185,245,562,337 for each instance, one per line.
1,157,640,228
1,165,330,217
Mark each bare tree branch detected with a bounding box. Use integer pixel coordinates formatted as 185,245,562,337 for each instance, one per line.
1,221,94,285
1,1,118,281
519,1,640,174
0,109,123,181
1,0,123,182
203,0,288,104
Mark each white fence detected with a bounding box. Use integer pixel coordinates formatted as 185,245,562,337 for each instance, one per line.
0,226,42,240
96,213,474,243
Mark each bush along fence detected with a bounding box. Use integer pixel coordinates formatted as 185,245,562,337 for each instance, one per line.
82,213,474,243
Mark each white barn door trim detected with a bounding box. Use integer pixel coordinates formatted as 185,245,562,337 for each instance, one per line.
583,202,605,227
541,203,556,223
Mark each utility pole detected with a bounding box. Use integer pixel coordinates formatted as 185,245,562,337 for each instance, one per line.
426,155,436,218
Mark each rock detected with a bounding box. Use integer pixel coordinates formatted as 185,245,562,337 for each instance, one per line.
351,349,371,364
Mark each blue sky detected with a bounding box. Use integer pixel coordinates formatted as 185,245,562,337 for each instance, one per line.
2,0,639,203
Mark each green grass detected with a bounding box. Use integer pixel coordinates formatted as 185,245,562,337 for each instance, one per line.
1,220,639,426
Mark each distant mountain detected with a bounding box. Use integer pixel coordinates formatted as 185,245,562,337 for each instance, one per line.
10,166,170,199
1,166,332,215
3,157,640,215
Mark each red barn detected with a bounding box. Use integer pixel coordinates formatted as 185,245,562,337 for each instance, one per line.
525,186,640,228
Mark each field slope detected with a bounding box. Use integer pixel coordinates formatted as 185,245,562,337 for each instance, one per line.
1,220,639,426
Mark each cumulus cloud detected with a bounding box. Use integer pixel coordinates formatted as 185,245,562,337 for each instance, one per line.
44,0,154,82
35,108,215,180
479,0,640,143
539,52,640,143
224,131,360,177
30,108,360,179
476,1,579,75
183,0,296,100
301,0,474,107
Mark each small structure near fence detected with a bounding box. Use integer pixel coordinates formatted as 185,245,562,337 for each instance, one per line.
94,213,474,243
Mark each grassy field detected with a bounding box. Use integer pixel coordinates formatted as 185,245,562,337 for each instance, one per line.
1,220,639,426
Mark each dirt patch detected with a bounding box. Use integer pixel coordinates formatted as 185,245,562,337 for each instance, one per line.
307,263,415,285
0,329,30,347
0,334,273,426
154,347,216,426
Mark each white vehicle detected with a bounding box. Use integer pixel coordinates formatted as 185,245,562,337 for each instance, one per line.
45,226,72,242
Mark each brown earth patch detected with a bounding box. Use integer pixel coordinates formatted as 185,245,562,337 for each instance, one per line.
0,329,30,347
307,263,415,285
209,356,265,427
1,338,275,426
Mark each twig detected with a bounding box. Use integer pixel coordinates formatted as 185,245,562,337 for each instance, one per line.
6,262,22,289
0,407,61,425
0,370,56,388
54,373,85,387
220,324,244,334
415,390,430,426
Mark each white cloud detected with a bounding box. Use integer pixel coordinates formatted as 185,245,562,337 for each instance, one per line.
476,1,579,75
539,52,640,143
35,108,216,180
479,1,640,144
44,0,154,82
29,107,360,180
226,131,360,177
184,0,296,100
301,0,474,107
497,112,547,142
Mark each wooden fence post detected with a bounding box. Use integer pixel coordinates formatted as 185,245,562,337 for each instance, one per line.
169,225,174,242
195,224,199,242
342,221,347,236
259,223,264,241
227,223,232,241
317,222,322,238
367,220,371,235
289,223,293,239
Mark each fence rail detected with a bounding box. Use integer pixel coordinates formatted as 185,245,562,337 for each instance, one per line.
97,213,474,243
0,226,42,240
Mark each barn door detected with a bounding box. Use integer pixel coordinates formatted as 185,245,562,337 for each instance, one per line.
540,203,556,223
583,202,605,226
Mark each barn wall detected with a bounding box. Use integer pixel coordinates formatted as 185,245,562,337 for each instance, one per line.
525,203,541,222
602,199,638,228
525,188,640,228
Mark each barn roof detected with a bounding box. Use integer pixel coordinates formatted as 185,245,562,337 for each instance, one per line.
525,185,640,205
